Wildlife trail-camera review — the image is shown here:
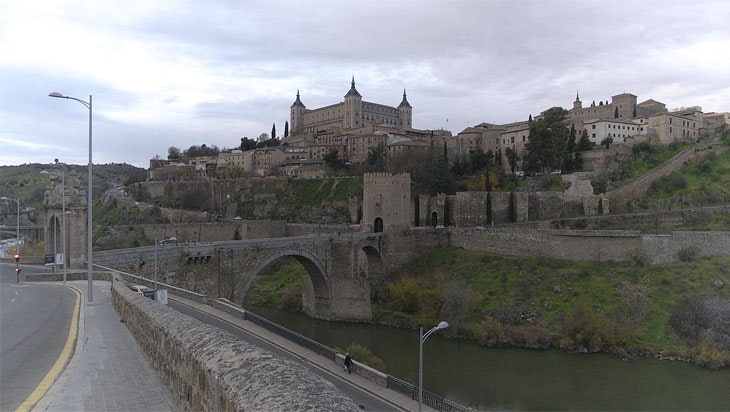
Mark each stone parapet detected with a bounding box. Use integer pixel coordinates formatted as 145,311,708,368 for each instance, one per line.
110,279,360,412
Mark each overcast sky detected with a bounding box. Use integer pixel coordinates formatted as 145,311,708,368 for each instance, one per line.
1,0,728,168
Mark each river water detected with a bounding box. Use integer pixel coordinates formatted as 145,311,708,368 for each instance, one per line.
252,306,730,411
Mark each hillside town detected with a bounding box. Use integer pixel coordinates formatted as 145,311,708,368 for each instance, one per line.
147,78,730,180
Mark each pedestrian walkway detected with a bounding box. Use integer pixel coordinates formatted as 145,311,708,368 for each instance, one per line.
33,280,176,412
31,279,434,412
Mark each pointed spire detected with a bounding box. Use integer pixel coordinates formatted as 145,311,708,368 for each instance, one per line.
398,88,411,108
345,76,361,98
291,89,305,107
575,90,580,102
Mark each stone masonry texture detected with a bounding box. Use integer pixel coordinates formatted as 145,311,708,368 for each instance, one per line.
111,280,360,412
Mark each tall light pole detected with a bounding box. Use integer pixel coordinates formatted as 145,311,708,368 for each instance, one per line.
154,237,176,297
1,196,20,281
41,170,67,285
419,321,449,412
49,92,93,302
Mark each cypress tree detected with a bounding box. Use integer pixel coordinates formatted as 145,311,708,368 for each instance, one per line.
509,192,516,222
486,191,493,225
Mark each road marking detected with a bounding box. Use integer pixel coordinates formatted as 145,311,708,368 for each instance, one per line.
15,287,81,412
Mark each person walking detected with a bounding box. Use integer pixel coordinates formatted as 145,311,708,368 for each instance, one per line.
344,353,352,374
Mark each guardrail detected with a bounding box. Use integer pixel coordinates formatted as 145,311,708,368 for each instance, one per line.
27,265,473,411
211,298,473,411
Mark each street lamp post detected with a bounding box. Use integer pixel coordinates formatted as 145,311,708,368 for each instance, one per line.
41,170,67,285
49,92,93,302
154,237,176,297
419,321,449,412
1,196,20,282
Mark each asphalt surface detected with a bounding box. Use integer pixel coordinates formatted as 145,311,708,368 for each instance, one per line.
31,280,177,412
7,276,429,412
0,283,77,411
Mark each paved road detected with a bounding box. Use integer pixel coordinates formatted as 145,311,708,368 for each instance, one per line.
0,283,77,411
12,275,425,411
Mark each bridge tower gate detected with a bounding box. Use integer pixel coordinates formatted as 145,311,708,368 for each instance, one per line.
42,171,87,268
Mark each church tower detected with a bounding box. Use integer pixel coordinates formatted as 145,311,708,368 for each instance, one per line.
398,89,412,128
290,90,306,134
573,91,583,110
343,77,362,129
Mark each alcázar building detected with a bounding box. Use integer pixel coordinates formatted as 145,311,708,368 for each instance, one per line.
147,80,728,180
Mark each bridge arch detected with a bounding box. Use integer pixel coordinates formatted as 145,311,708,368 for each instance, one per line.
249,249,332,319
358,244,385,281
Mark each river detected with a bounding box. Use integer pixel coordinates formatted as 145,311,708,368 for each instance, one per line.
252,306,730,411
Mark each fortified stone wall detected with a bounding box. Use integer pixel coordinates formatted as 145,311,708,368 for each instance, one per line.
129,220,287,243
110,279,360,412
446,228,730,264
641,231,730,265
448,228,643,262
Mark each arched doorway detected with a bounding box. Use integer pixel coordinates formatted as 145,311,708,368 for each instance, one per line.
431,211,438,227
47,214,64,267
373,217,383,233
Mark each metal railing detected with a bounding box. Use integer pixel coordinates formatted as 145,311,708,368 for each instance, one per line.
45,265,473,411
241,308,473,411
386,376,474,412
242,309,336,360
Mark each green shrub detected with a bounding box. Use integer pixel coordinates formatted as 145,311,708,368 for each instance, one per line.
558,301,615,352
677,246,700,262
335,343,386,372
387,277,421,313
695,340,730,369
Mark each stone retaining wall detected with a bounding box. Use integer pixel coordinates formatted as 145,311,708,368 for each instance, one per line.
110,278,360,412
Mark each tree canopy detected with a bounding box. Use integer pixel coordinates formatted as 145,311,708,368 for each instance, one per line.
522,107,586,174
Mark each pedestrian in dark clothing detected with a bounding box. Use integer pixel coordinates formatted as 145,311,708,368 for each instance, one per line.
344,353,352,374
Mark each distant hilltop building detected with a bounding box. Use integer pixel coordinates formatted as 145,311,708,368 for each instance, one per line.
147,82,728,181
290,77,413,134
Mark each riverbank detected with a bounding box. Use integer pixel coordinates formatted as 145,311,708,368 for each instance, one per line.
371,247,730,369
247,247,730,369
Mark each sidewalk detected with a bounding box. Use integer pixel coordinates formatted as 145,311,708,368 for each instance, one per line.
33,281,176,412
33,280,431,412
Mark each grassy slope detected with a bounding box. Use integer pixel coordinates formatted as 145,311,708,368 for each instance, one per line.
376,248,728,350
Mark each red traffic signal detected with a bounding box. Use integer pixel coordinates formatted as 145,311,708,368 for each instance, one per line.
14,254,19,263
15,267,20,273
138,260,145,268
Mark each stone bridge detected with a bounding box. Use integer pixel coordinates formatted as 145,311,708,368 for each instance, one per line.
94,233,388,321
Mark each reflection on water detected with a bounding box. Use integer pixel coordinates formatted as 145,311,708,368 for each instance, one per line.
252,306,730,411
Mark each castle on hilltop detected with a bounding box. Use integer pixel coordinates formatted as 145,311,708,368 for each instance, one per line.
290,77,412,135
147,82,728,181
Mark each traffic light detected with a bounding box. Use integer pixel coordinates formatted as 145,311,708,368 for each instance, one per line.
14,254,19,263
15,267,20,273
138,260,145,268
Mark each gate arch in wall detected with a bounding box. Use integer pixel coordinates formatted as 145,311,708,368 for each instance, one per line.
246,249,332,319
45,214,67,267
373,217,383,233
431,212,438,227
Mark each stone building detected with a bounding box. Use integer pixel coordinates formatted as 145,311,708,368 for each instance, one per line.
361,173,411,232
290,77,413,135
